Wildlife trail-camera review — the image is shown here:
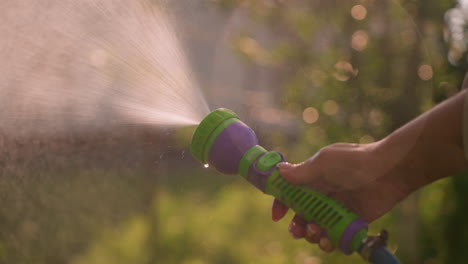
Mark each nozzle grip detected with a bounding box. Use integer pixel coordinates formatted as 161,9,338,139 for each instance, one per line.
264,169,368,255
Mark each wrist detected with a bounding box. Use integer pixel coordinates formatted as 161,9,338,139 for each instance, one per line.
373,91,468,192
371,137,427,193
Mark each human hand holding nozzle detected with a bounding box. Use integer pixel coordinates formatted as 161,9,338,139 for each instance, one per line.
191,110,399,262
272,142,410,253
191,90,467,263
272,89,468,258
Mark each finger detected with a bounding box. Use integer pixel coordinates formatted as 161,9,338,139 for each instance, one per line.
318,237,335,253
278,161,333,194
289,215,307,239
277,159,321,185
271,198,289,222
304,223,321,244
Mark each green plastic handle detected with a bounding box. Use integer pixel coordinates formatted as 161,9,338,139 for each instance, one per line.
240,147,368,254
265,169,366,252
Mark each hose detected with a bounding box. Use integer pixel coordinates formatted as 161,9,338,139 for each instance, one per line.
369,247,401,264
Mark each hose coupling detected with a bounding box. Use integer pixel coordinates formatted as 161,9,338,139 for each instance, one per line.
360,229,389,261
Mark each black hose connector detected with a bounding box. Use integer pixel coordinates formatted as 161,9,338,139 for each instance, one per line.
359,230,401,264
369,247,401,264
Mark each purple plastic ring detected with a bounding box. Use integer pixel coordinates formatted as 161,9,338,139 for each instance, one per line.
339,218,368,255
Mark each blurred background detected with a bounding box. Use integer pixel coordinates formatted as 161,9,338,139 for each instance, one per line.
1,0,468,263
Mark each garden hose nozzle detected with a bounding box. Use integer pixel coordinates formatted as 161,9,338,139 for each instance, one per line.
190,108,400,263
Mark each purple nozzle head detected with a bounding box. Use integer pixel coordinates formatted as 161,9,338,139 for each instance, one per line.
190,108,258,174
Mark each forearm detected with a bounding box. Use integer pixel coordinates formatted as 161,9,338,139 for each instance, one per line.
375,90,468,191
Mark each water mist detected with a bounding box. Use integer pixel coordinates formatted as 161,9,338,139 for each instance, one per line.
0,0,209,135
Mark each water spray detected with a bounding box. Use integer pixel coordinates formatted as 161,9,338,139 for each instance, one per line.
191,108,400,264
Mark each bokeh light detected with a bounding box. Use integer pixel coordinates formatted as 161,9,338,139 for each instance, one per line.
333,61,358,81
418,64,433,81
237,36,267,63
322,100,339,115
369,108,383,127
351,5,367,20
238,37,260,55
351,30,369,51
302,107,319,124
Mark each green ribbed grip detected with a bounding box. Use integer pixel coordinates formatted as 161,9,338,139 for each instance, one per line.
265,170,365,253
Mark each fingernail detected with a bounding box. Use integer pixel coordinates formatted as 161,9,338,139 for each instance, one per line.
319,237,329,248
288,225,295,238
272,213,280,222
288,224,300,239
306,224,316,238
277,162,293,170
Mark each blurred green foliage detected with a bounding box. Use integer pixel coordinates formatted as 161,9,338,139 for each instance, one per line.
74,172,398,264
71,170,453,264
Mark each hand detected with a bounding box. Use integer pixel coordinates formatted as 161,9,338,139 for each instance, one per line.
271,90,468,253
271,142,412,252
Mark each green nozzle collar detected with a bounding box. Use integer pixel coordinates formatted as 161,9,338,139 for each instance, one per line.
190,108,239,163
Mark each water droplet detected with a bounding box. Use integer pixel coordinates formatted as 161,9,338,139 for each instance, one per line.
204,164,209,168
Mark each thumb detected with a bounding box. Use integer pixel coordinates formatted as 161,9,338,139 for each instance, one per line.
277,158,321,185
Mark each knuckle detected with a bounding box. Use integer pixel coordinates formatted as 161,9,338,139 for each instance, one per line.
315,146,333,160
